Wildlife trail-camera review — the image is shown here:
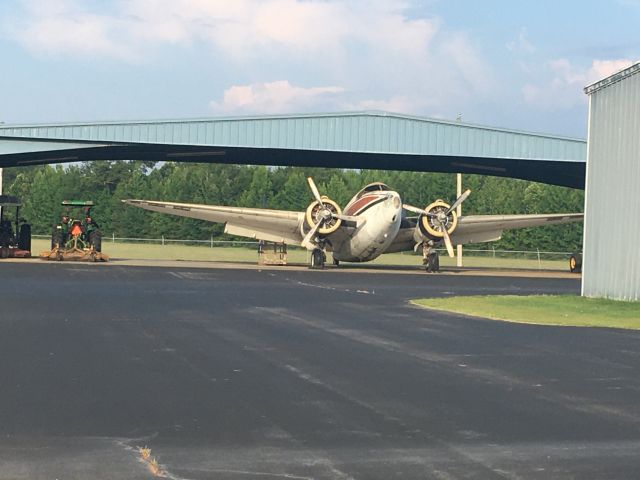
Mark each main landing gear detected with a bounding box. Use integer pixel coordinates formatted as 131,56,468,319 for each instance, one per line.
422,241,440,273
310,247,326,269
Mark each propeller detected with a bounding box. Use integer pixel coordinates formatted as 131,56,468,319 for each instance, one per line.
307,176,324,206
403,189,471,218
403,189,471,258
301,218,323,249
303,177,364,248
446,189,471,215
441,226,455,257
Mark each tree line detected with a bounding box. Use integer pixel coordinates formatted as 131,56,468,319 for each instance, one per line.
2,161,584,252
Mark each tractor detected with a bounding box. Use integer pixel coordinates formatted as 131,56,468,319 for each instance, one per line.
41,200,108,262
0,195,31,259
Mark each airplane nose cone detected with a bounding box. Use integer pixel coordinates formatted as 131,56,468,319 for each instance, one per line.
386,193,402,223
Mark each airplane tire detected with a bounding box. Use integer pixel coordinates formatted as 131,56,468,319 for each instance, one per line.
569,253,582,273
310,248,325,269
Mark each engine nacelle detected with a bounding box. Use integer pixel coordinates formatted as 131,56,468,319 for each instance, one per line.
416,199,458,240
305,196,342,235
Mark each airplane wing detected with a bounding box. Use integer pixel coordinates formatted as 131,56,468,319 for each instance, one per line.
452,213,583,244
123,199,305,245
386,213,583,252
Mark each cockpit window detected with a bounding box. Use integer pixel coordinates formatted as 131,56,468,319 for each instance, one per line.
356,183,390,199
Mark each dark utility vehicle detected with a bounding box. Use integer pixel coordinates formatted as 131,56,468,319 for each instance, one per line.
42,200,107,262
0,195,31,258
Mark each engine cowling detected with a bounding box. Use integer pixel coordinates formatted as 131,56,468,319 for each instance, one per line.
417,199,458,240
305,196,343,235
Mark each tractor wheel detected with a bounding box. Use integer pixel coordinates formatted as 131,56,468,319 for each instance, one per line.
90,230,102,252
51,228,63,249
18,224,31,252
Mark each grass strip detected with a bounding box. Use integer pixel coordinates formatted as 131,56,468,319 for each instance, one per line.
31,239,570,269
411,295,640,330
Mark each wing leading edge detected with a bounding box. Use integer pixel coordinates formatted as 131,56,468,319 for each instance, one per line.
451,213,583,244
387,212,583,252
123,199,305,245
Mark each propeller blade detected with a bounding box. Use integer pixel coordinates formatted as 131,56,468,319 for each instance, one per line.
402,204,426,215
404,203,439,218
307,177,324,206
442,226,455,258
446,189,471,215
301,220,323,249
332,213,366,226
403,204,438,217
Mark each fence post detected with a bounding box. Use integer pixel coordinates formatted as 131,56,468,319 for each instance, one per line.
210,236,213,248
162,235,165,246
112,233,115,243
537,249,541,269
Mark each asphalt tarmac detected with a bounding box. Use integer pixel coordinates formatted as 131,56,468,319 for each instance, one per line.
1,262,639,479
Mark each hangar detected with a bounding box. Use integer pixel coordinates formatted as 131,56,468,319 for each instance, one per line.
582,63,640,301
0,111,586,188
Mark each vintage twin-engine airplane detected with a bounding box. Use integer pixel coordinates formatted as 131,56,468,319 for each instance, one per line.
124,177,583,271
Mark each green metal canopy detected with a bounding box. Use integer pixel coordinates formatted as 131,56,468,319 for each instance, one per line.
0,111,586,188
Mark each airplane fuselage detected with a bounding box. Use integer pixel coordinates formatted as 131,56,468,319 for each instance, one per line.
331,189,403,262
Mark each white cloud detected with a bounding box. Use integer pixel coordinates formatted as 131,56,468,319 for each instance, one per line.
522,58,635,109
506,27,536,54
210,81,344,114
6,0,496,117
8,0,136,60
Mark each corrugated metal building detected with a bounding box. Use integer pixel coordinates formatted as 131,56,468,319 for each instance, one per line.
582,63,640,301
0,112,586,188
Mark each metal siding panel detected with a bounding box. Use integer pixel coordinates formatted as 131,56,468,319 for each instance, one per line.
267,120,281,145
312,118,321,149
220,122,229,145
187,123,196,144
442,125,452,155
389,118,398,152
364,117,374,152
410,122,417,153
375,117,383,151
334,117,343,150
196,123,205,144
238,121,247,145
458,127,469,156
583,71,640,300
202,123,211,144
354,117,363,151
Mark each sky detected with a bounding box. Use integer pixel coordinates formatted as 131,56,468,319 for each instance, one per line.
0,0,638,138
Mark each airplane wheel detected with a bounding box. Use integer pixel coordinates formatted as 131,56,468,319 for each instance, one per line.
425,251,440,273
569,253,582,273
310,248,325,269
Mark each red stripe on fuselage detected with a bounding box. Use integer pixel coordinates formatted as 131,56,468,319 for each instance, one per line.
344,194,383,216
